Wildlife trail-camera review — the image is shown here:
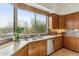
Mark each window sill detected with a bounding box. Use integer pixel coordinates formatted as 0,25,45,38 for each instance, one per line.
0,36,13,45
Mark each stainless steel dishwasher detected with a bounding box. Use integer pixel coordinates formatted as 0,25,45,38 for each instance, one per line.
47,39,54,55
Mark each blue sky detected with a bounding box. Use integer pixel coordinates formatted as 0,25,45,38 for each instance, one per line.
0,3,13,28
18,9,35,27
18,9,46,28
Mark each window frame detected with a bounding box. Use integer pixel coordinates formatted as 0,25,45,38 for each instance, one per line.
0,3,49,40
0,3,14,40
16,8,49,36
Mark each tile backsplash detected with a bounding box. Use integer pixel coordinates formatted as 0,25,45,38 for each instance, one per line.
65,29,79,36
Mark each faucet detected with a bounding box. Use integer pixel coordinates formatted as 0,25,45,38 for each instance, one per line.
38,34,41,38
31,34,41,40
31,35,36,40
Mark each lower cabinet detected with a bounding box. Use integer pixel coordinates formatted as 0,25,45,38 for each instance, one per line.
13,36,64,56
13,45,28,56
53,36,63,51
27,40,47,56
75,37,79,52
63,36,69,48
13,40,47,56
63,36,79,52
63,36,76,50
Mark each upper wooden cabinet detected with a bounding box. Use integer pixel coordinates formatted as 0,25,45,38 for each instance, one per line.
74,12,79,29
65,12,79,29
52,14,59,29
50,12,79,30
59,16,66,29
66,14,74,29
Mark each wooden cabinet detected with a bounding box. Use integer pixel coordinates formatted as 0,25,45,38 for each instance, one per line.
66,14,74,29
59,16,66,29
27,40,47,56
74,12,79,29
75,37,79,52
65,12,79,29
53,36,63,51
63,36,79,52
63,36,69,48
39,41,47,56
63,36,76,51
13,45,28,56
52,14,59,29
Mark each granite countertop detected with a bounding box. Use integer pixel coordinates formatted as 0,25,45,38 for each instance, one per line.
64,34,79,37
0,34,62,56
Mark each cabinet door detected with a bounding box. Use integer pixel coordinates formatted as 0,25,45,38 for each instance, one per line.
52,14,59,29
75,38,79,52
28,42,39,56
53,36,63,51
28,40,47,56
40,40,47,56
68,37,76,50
13,46,28,56
74,13,79,29
66,14,74,29
63,36,69,48
63,36,76,50
59,16,66,29
37,40,47,56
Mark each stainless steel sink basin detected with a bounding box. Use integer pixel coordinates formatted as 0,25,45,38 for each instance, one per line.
23,35,57,42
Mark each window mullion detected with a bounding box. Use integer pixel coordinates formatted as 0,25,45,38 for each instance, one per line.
13,4,17,33
46,16,48,34
35,13,37,34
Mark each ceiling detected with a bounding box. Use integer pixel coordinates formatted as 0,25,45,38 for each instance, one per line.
37,3,79,15
25,3,79,15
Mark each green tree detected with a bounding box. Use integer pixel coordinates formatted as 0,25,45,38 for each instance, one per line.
31,18,46,33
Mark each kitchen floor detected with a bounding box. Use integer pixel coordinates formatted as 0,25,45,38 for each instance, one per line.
50,48,79,56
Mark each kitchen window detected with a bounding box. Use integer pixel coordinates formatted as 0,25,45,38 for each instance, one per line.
17,9,48,36
36,13,47,33
17,9,35,35
0,3,48,42
0,3,13,39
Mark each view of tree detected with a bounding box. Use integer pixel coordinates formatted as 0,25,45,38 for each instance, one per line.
0,20,13,37
31,18,46,33
20,18,47,34
0,3,13,38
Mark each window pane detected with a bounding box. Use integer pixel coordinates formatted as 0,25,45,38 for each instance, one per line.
18,9,35,34
18,9,47,35
36,13,47,33
0,3,13,38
